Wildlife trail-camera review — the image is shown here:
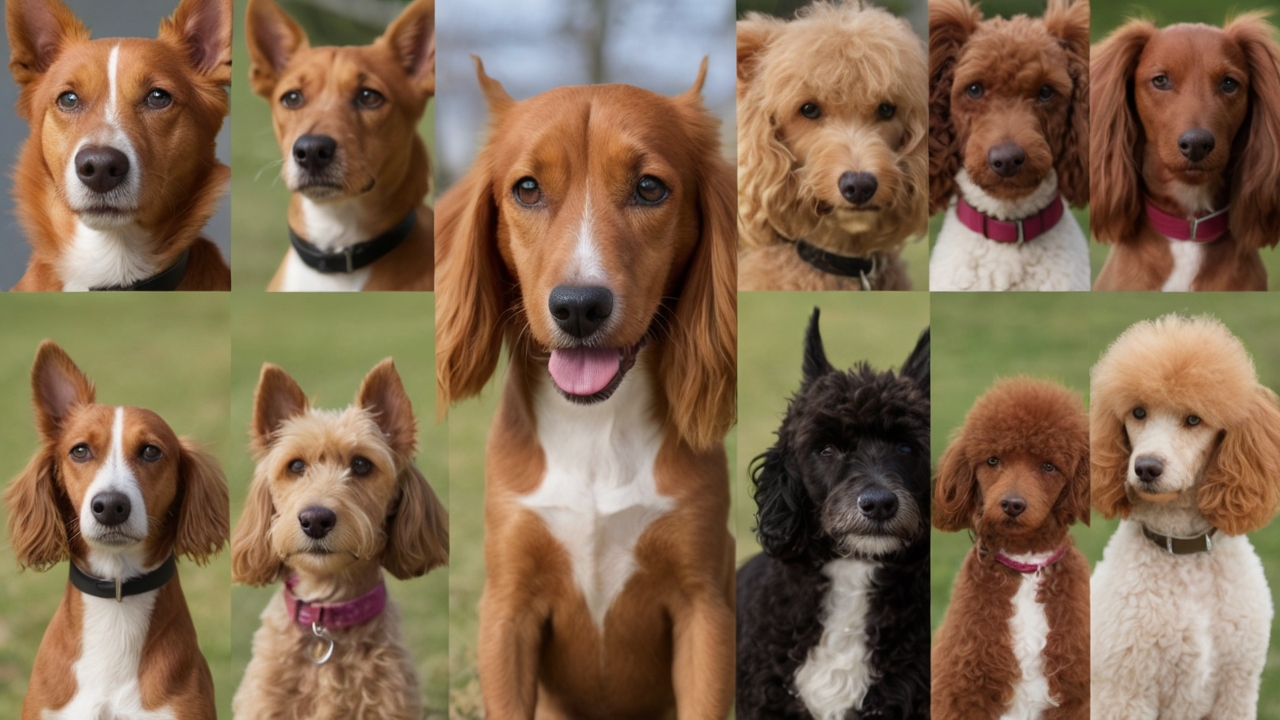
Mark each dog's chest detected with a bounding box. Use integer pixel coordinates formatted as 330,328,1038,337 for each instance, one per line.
521,367,675,629
794,558,877,720
281,198,376,291
1001,569,1057,720
1161,240,1204,292
45,589,175,720
59,222,156,292
280,250,371,291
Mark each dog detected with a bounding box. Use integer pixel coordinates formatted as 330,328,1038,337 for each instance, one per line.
1090,315,1280,719
736,310,930,720
928,0,1091,291
3,340,229,719
931,377,1091,720
231,359,449,719
1091,17,1280,291
737,1,928,291
245,0,435,291
435,58,737,718
5,0,231,291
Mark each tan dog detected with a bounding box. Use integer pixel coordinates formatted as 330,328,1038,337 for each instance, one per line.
246,0,435,291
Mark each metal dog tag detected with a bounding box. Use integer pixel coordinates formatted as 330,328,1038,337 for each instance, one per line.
309,622,335,665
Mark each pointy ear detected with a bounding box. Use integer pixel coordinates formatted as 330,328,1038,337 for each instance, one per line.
382,0,434,97
245,0,308,97
161,0,232,85
901,328,930,393
472,55,514,119
357,359,417,458
802,308,834,382
250,364,307,455
6,0,89,89
30,340,95,442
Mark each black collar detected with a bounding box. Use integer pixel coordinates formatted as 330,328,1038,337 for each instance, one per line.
69,555,177,602
289,209,416,274
794,239,878,287
1142,525,1218,555
91,249,189,291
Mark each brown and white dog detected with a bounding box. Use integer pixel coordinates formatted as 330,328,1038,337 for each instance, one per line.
436,60,737,718
5,0,232,291
246,0,435,292
4,340,229,719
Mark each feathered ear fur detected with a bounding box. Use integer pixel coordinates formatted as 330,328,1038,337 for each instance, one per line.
1199,387,1280,535
1045,0,1090,207
4,450,71,571
1224,13,1280,250
230,471,280,586
382,465,449,579
901,328,931,394
1089,398,1133,519
933,434,978,531
802,308,834,383
174,440,230,564
736,14,800,249
1089,21,1155,244
752,446,815,562
928,0,981,214
1055,422,1092,527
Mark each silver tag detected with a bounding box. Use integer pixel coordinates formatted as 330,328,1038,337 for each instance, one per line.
309,622,335,665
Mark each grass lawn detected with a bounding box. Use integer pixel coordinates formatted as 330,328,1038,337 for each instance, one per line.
0,295,231,718
228,294,446,718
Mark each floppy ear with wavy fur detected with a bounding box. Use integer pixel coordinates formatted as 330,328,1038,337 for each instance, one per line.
1045,0,1090,207
1199,387,1280,535
1055,425,1091,527
933,437,978,531
382,465,449,579
752,447,815,562
736,14,799,249
231,472,281,586
1224,13,1280,251
1088,21,1155,244
174,440,230,564
4,450,71,571
927,0,981,213
1089,396,1133,520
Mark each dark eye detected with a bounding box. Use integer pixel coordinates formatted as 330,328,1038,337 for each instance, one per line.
513,177,542,206
877,103,896,120
634,175,668,205
966,83,984,99
351,456,372,476
145,88,172,110
1152,75,1169,90
70,443,91,462
57,91,81,112
987,456,999,466
140,444,162,463
1042,462,1057,473
288,459,306,475
819,445,836,457
1221,77,1239,94
897,444,913,455
356,88,384,108
1133,407,1147,420
1037,85,1054,102
280,90,305,109
800,102,821,119
1187,415,1201,426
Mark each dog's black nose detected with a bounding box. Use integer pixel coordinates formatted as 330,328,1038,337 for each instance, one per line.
299,505,337,539
838,171,878,205
1134,456,1164,483
293,134,337,173
90,491,131,527
988,142,1026,178
549,285,614,339
857,488,899,521
75,146,130,194
1178,129,1215,163
1001,497,1026,517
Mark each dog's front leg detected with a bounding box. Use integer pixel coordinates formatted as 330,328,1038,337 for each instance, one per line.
478,581,546,720
672,589,735,720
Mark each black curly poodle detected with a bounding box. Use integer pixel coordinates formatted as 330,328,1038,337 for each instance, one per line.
737,308,931,720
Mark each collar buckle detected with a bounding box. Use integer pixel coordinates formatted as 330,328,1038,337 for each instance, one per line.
344,246,355,274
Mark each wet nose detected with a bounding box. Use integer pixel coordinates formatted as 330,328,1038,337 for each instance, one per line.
75,146,130,194
293,134,337,173
549,285,614,339
90,491,132,527
1001,496,1027,517
988,142,1026,178
1178,129,1215,163
857,487,899,521
1134,455,1164,483
298,505,337,540
838,171,878,205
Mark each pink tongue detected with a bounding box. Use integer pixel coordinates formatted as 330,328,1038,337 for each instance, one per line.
548,348,621,396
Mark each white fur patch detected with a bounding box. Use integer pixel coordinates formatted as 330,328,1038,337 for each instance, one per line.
569,189,605,283
519,353,674,629
279,198,373,291
78,408,150,564
1000,552,1058,719
1160,240,1204,292
795,558,877,720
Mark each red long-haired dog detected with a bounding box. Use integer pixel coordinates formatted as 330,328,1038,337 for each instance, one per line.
436,58,736,718
1092,14,1280,291
932,377,1090,720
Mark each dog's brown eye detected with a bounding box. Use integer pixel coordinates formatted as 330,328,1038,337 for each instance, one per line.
987,456,999,466
356,88,384,109
1042,462,1057,473
57,91,80,112
1133,407,1146,419
145,88,172,110
800,102,821,119
966,83,984,99
281,90,305,109
1037,85,1054,103
877,103,896,120
635,176,668,205
1221,77,1239,94
288,459,306,475
140,445,162,463
70,443,91,462
351,456,372,476
1187,415,1201,426
513,177,542,206
1152,75,1169,90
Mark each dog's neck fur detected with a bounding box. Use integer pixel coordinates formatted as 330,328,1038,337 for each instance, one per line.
1127,487,1215,538
955,168,1059,222
287,555,386,605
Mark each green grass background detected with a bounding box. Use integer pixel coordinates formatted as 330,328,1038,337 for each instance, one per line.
228,294,446,718
0,295,231,718
230,0,436,291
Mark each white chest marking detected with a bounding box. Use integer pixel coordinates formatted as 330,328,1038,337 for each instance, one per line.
1001,563,1057,720
795,558,877,720
59,222,156,291
1161,240,1204,292
280,198,373,291
520,357,674,629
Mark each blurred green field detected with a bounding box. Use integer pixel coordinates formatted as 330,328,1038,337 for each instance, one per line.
230,0,436,291
0,295,231,718
229,294,445,718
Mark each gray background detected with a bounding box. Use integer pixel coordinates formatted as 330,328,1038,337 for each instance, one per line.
0,0,232,289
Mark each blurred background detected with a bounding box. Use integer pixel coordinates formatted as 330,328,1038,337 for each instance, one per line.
228,293,445,718
0,0,231,290
0,295,230,717
230,0,435,290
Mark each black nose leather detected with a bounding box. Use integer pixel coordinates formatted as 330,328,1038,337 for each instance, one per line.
838,171,878,205
1001,497,1027,517
75,146,130,194
988,142,1026,178
293,134,337,173
1178,129,1215,163
91,491,132,527
549,285,614,339
857,487,899,521
1135,456,1164,483
298,505,337,540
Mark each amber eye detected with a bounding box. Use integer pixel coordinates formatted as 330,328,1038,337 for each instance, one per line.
288,459,306,475
966,83,984,99
140,444,162,463
1187,415,1202,426
1133,407,1147,419
513,177,542,206
1042,462,1057,473
800,102,821,119
57,91,80,112
351,456,372,476
1152,75,1170,90
281,90,305,109
356,88,384,109
634,176,668,205
987,456,999,466
1037,85,1054,102
70,443,91,462
877,103,896,120
1221,77,1239,94
145,88,172,110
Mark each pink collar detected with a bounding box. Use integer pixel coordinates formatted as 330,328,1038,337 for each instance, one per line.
956,194,1065,244
1144,198,1229,242
994,546,1066,574
284,576,387,629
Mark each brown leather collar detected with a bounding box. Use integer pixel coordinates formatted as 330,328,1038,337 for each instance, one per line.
1142,525,1217,554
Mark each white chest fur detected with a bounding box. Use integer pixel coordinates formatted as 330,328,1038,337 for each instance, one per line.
520,356,674,630
280,198,375,291
1161,240,1204,292
59,222,156,292
280,249,371,291
1001,563,1057,720
795,558,877,720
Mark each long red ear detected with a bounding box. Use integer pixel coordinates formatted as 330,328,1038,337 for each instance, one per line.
174,440,230,564
244,0,308,97
250,364,307,455
1045,0,1090,207
928,0,981,214
381,0,434,96
30,340,95,442
1199,387,1280,535
4,450,71,570
1225,13,1280,250
357,359,417,457
1089,21,1155,244
6,0,88,96
161,0,232,84
933,435,977,531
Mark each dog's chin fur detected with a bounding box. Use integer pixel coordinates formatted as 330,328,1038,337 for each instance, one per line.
835,533,909,558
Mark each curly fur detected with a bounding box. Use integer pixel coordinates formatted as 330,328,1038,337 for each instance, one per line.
737,1,928,290
737,310,930,720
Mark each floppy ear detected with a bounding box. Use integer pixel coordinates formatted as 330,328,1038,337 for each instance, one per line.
1056,423,1092,527
1090,402,1133,519
357,359,417,458
928,0,980,214
1089,21,1154,244
1224,13,1280,251
1045,0,1090,207
231,469,281,586
382,465,449,579
1199,388,1280,535
6,0,88,96
802,308,834,383
382,0,434,97
160,0,232,85
245,0,308,98
4,450,71,571
752,446,816,562
250,363,307,456
174,440,230,564
933,436,977,531
901,328,931,394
